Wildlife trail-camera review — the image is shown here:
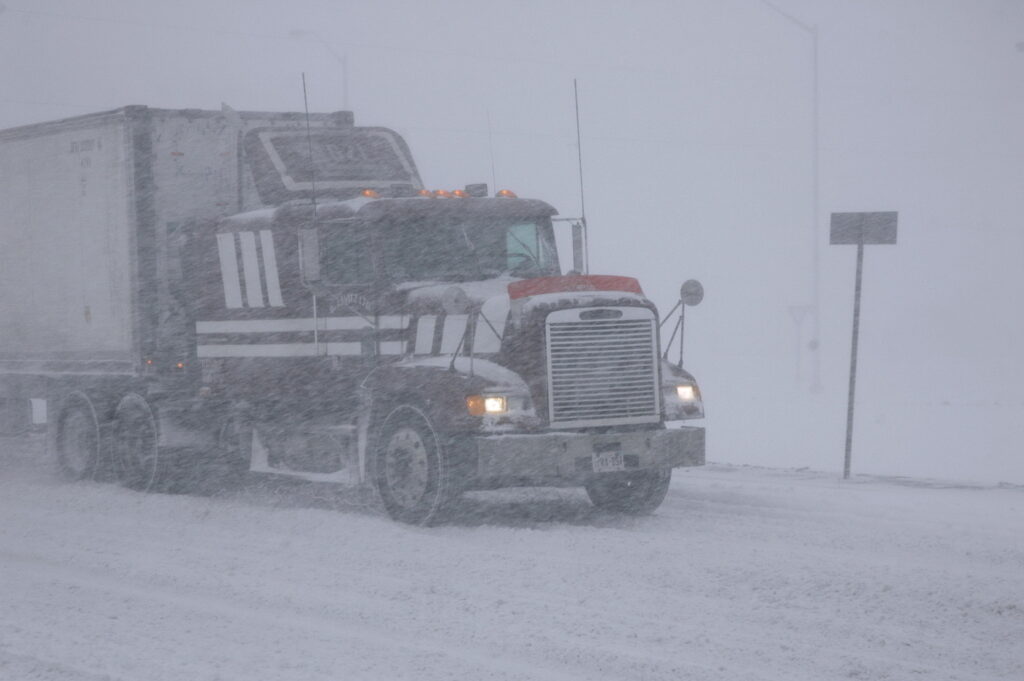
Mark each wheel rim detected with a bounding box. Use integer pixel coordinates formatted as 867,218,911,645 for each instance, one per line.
61,409,96,478
383,426,430,509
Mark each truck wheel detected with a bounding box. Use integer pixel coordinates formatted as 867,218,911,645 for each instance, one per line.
55,393,100,480
585,468,672,515
113,394,165,492
372,405,453,525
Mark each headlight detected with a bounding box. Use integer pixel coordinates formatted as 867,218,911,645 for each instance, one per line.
663,381,703,420
466,394,508,416
483,396,507,414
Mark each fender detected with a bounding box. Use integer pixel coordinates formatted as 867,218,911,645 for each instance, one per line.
360,357,524,432
356,356,531,483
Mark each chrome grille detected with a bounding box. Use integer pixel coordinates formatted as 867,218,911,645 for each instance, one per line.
546,309,660,427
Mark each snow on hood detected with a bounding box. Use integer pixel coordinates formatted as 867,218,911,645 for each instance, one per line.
513,290,651,313
401,277,517,308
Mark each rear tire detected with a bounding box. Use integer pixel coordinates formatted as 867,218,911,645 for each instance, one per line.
55,393,100,481
585,468,672,514
113,394,166,492
371,405,453,525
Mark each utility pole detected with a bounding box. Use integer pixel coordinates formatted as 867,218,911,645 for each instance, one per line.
290,30,349,110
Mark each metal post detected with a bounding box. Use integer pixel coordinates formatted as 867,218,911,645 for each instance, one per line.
678,306,686,368
843,242,864,479
831,211,897,479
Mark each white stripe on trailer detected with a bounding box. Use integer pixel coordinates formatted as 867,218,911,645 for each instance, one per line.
324,342,362,356
439,315,469,354
260,230,284,307
216,233,243,308
196,340,406,357
378,340,406,355
196,316,409,335
473,295,510,353
196,343,317,358
321,316,408,331
197,319,315,334
238,231,264,307
414,316,436,355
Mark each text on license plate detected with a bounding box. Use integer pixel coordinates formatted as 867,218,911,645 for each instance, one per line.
592,451,625,473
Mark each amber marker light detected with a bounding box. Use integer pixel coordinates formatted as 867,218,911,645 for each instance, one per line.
418,189,433,197
176,362,185,370
496,189,517,198
361,189,380,198
434,189,452,198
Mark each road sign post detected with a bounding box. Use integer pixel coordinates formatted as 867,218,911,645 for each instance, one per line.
830,211,897,479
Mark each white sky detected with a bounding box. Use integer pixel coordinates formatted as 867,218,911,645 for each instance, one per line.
2,0,1023,482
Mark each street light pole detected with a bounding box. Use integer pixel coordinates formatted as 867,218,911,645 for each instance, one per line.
759,0,822,393
290,30,350,111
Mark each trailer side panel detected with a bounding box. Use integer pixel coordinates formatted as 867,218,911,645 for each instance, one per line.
0,112,136,373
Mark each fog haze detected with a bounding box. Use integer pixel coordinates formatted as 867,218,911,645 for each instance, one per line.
3,0,1022,483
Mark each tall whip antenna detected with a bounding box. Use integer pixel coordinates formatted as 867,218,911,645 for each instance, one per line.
302,72,319,217
573,78,589,271
302,73,321,354
486,108,498,193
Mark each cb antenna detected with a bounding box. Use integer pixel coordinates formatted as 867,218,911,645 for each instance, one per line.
486,108,498,193
573,78,589,272
302,72,319,218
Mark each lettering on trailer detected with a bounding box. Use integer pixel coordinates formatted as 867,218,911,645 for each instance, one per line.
216,230,284,308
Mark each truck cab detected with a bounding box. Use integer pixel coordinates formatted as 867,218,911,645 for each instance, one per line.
188,188,705,523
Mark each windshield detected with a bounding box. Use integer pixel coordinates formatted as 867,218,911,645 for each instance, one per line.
381,216,559,282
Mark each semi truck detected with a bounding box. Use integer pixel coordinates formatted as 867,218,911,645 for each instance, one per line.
0,105,705,524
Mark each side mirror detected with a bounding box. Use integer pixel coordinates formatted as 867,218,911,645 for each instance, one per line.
299,228,320,283
680,279,704,306
664,279,704,368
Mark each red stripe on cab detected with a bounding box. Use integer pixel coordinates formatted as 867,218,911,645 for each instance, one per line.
507,275,643,300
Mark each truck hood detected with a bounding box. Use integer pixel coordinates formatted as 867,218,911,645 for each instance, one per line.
399,274,647,312
399,277,518,310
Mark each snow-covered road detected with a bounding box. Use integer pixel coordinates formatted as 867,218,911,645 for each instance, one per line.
1,433,1021,681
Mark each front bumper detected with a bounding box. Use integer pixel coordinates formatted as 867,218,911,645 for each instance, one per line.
467,425,705,488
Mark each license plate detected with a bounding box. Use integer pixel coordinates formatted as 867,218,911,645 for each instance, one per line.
592,451,625,473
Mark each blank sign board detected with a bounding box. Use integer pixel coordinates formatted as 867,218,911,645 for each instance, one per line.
830,212,898,245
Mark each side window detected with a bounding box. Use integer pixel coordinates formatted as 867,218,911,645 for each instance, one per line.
321,223,375,285
506,222,540,271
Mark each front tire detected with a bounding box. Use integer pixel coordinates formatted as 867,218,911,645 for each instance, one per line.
585,468,672,514
372,405,453,525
